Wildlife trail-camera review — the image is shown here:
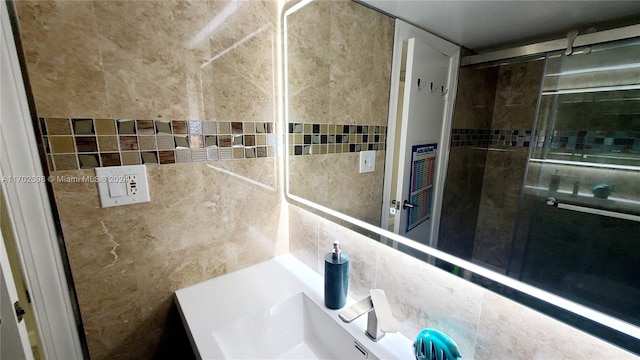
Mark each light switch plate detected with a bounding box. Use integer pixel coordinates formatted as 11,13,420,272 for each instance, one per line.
95,165,150,208
359,150,375,173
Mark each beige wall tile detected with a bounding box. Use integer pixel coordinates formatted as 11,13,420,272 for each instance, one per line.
286,0,393,126
475,292,638,359
473,148,529,269
288,204,320,272
93,0,210,120
120,151,140,165
97,136,119,152
492,60,544,130
52,161,284,359
203,26,276,121
206,1,276,57
52,154,78,170
45,118,72,135
49,136,76,153
376,245,483,359
286,0,331,124
452,66,498,129
138,136,157,151
95,119,117,135
16,2,110,118
288,152,385,227
16,1,111,117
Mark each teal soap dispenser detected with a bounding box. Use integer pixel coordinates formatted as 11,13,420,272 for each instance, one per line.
324,241,349,309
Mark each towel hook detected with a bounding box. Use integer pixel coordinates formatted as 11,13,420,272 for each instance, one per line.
565,29,579,56
417,78,428,90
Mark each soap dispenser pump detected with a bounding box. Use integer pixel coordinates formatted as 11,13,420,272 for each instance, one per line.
324,241,349,309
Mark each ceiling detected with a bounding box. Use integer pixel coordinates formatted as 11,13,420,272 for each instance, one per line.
360,1,640,52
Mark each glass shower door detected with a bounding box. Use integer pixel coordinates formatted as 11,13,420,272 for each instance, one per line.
511,37,640,327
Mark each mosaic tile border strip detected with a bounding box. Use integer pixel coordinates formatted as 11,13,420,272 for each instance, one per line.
39,118,277,171
451,128,640,153
451,128,532,148
539,130,640,153
287,123,387,156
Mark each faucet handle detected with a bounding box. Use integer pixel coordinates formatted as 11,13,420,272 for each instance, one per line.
339,296,373,323
370,289,398,333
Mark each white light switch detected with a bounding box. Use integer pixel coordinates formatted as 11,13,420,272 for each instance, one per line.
96,165,150,208
107,180,124,198
359,150,375,173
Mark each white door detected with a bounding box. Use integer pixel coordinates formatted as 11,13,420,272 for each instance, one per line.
381,20,460,249
1,231,33,360
393,37,450,244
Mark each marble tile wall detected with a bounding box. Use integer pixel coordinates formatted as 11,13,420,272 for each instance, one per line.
15,0,280,358
472,147,529,269
439,146,489,260
439,66,497,260
472,60,544,269
289,204,639,359
286,0,394,126
285,0,394,229
52,163,284,359
289,151,386,226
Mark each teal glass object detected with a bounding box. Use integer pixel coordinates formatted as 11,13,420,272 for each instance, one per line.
324,241,349,309
413,328,462,360
592,184,613,199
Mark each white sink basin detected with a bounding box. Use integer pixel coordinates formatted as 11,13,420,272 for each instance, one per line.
212,292,377,359
176,255,414,359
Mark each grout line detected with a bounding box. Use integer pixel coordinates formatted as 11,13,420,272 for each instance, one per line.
471,290,486,359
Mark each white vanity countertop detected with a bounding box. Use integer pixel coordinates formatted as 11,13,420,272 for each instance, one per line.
175,254,414,359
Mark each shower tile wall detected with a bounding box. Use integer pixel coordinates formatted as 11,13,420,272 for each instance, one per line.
439,65,498,259
286,0,394,226
15,1,281,359
473,60,544,270
440,59,544,269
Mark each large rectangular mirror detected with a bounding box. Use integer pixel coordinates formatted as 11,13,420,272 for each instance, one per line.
284,0,640,353
285,0,394,226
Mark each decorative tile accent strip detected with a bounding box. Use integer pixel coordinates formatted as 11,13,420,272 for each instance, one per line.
541,130,640,153
287,122,387,156
451,128,532,148
39,118,276,171
451,128,640,153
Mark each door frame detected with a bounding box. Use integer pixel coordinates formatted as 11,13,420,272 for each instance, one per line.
1,229,32,360
381,19,460,248
1,2,84,358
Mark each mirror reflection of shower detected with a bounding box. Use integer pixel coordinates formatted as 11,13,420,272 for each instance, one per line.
439,37,640,327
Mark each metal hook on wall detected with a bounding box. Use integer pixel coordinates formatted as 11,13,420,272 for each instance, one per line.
441,86,448,96
565,29,579,56
417,78,434,91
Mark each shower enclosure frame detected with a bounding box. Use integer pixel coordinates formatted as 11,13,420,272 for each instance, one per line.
452,23,640,353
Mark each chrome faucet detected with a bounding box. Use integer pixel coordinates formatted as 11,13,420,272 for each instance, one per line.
338,289,398,341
